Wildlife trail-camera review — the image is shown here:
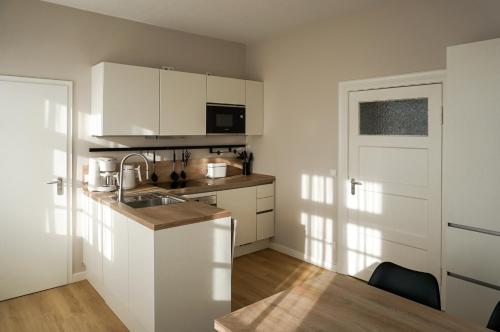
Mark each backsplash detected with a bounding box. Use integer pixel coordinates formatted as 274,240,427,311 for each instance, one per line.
83,157,244,184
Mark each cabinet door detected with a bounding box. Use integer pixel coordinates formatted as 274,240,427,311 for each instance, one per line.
257,211,274,241
84,197,103,290
445,39,500,232
217,187,256,246
102,206,129,312
207,75,245,105
245,80,264,135
160,70,206,135
128,219,155,332
446,275,500,326
92,62,159,135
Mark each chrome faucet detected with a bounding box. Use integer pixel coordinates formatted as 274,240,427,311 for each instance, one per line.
117,153,150,203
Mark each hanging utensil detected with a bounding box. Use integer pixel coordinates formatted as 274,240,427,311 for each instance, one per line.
180,149,187,180
184,149,191,167
170,150,179,182
151,151,158,183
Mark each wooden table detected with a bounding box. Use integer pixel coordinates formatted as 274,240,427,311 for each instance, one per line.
215,271,486,331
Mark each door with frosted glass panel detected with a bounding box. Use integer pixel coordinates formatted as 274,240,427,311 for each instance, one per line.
346,84,442,282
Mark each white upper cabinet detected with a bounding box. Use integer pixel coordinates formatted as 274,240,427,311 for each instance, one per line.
91,62,160,136
207,75,245,105
160,70,206,136
245,80,264,135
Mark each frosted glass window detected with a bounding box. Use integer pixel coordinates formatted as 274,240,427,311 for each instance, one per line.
359,98,428,136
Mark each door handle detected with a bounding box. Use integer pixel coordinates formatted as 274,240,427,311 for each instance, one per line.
351,178,362,195
47,177,64,195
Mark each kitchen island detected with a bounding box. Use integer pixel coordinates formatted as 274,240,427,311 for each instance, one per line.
82,185,232,332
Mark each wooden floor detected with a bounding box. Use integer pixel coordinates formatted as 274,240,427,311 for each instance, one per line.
0,249,324,331
232,249,325,311
0,280,127,332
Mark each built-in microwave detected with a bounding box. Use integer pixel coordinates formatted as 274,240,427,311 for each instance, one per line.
206,103,245,134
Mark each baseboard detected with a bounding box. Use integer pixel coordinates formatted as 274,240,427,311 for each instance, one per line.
71,271,87,283
269,242,337,272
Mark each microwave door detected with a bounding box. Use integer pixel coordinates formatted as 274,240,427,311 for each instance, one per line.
206,104,245,134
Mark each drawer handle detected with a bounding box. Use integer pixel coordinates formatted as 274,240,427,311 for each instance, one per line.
448,223,500,237
448,272,500,291
257,209,273,215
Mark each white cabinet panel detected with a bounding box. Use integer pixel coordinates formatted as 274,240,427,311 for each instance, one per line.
257,197,274,213
447,227,500,287
83,197,103,292
154,217,232,332
257,183,274,198
257,212,274,241
207,75,245,105
102,206,129,314
245,80,264,135
446,275,500,326
129,219,155,332
92,62,159,136
445,39,500,232
160,70,206,135
217,187,256,246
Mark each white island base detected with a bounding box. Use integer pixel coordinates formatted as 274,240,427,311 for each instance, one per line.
82,199,232,332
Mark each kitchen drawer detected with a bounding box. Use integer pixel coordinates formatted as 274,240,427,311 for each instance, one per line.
446,274,500,326
257,197,274,213
257,211,274,240
447,226,500,286
257,183,274,198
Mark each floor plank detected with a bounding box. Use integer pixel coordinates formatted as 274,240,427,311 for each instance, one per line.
231,249,325,311
0,281,127,332
0,249,324,330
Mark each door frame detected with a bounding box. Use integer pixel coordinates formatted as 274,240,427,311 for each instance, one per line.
337,70,446,279
0,74,74,284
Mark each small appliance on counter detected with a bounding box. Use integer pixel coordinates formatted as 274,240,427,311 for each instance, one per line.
206,163,227,179
88,157,118,192
121,164,143,190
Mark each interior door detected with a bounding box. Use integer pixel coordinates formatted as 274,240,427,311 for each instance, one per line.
346,84,442,282
0,76,70,301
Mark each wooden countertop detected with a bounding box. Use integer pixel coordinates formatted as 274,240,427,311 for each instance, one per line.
214,271,486,332
162,174,276,196
84,173,275,231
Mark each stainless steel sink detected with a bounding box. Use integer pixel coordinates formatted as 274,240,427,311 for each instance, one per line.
114,191,185,209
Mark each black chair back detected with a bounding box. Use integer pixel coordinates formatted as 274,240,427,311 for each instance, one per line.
368,262,441,310
488,301,500,331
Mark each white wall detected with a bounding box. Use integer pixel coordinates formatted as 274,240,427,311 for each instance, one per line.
246,0,500,269
0,0,246,273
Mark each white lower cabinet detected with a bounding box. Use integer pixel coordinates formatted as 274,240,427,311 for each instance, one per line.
257,212,274,241
102,206,130,323
83,199,231,332
128,219,155,332
83,195,103,293
446,275,500,326
217,186,257,246
216,183,275,247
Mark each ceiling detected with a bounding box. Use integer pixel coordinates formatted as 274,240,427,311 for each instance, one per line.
42,0,378,44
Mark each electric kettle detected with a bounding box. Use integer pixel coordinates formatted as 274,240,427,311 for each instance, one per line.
120,164,142,190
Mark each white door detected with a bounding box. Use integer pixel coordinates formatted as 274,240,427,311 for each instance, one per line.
346,84,442,282
0,76,71,301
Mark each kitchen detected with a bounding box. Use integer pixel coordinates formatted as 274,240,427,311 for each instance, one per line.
1,0,500,331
